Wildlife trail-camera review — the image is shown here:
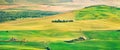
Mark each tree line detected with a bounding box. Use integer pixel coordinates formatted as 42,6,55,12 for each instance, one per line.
0,10,59,22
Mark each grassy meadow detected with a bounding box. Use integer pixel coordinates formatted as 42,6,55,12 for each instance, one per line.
47,30,120,50
0,5,120,50
75,5,120,20
0,30,120,50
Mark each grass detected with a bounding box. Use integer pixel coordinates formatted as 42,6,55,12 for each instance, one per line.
75,5,120,20
48,30,120,50
0,42,45,50
83,30,120,40
0,30,81,41
0,5,120,50
0,30,81,50
49,40,120,50
0,30,120,50
0,5,120,31
0,19,119,31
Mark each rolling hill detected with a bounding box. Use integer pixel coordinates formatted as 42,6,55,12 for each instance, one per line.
75,5,120,20
0,5,120,31
0,5,120,50
0,29,120,50
49,30,120,50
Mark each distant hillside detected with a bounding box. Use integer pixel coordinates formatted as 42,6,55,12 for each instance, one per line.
75,5,120,20
0,0,73,4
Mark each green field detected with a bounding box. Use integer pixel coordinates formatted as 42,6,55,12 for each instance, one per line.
49,30,120,50
0,42,45,50
0,30,81,50
75,5,120,20
0,30,120,50
0,30,81,41
49,40,120,50
0,5,120,50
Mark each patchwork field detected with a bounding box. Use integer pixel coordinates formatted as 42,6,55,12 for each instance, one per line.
0,5,120,50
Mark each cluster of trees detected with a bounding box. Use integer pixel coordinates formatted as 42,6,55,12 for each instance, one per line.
0,10,59,22
52,19,74,23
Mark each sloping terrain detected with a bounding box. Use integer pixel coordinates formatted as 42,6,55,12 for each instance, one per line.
0,30,120,50
0,5,120,31
0,5,120,50
49,30,120,50
0,30,81,50
75,5,120,20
